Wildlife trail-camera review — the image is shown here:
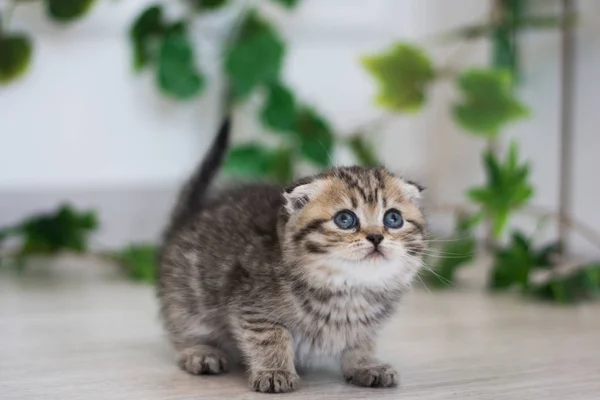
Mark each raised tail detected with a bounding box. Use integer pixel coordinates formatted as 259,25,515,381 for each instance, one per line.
167,117,231,232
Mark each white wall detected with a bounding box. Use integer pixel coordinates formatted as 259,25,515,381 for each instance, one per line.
1,0,599,256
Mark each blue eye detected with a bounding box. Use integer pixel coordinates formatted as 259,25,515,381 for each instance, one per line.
383,209,403,228
334,210,358,229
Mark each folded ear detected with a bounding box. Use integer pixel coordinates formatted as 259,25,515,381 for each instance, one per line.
400,179,425,204
283,179,326,214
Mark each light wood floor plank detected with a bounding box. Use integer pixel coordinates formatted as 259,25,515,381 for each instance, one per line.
1,257,599,399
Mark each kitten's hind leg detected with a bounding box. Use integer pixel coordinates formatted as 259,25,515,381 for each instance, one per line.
178,344,229,375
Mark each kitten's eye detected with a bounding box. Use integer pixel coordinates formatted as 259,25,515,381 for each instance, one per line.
334,210,358,230
383,209,404,228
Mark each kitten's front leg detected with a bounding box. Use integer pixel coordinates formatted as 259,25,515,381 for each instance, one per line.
234,320,299,393
341,338,399,388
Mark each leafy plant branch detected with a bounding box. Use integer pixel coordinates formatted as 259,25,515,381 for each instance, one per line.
129,0,385,183
0,0,100,84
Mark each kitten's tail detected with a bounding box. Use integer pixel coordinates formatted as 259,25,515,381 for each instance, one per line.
167,117,231,231
184,116,231,212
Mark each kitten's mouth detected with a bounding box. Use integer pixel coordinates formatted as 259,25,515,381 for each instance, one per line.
364,248,385,260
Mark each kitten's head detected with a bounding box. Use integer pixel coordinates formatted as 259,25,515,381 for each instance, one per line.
279,166,425,288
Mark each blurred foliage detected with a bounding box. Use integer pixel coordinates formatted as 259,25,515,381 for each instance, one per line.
487,231,600,304
128,1,376,182
362,43,435,112
46,0,97,22
491,0,524,80
225,12,285,100
224,144,295,184
2,0,597,305
260,82,297,132
0,33,32,83
347,135,379,167
529,263,600,304
453,69,529,137
0,0,98,84
225,144,280,179
157,25,204,99
0,205,98,267
361,0,598,305
111,244,158,284
423,215,477,289
468,142,534,237
270,0,300,9
188,0,228,11
489,231,558,290
130,5,164,71
130,7,204,99
294,107,334,167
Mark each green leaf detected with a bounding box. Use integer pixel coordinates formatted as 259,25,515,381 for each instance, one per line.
225,12,285,100
189,0,228,10
112,244,157,284
260,82,297,132
362,43,435,112
270,147,295,184
224,144,295,183
453,69,529,137
347,135,379,167
46,0,97,22
294,108,334,167
156,27,204,100
489,231,532,290
14,204,99,257
489,231,561,292
270,0,300,8
224,144,275,178
0,34,33,84
468,142,534,238
129,5,165,71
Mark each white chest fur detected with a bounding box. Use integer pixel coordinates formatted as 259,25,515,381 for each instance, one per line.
291,291,395,365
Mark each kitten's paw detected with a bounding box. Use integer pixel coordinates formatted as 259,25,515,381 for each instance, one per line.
344,364,399,388
251,370,299,393
178,346,228,375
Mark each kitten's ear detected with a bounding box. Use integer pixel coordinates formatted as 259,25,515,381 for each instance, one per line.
283,179,325,214
400,179,425,204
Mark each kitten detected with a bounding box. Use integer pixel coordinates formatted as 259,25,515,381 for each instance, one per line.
158,118,426,393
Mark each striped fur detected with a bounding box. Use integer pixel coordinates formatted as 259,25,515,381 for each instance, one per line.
158,125,426,393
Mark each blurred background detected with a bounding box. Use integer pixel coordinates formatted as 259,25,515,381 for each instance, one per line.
1,0,599,302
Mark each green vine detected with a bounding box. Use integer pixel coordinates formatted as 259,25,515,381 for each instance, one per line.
361,0,598,303
1,0,598,302
128,0,378,183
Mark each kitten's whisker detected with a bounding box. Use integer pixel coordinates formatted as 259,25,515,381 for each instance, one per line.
422,237,472,243
415,273,433,295
316,139,336,167
401,252,456,288
417,252,475,259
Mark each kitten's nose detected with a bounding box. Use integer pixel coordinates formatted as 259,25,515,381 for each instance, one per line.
366,234,384,247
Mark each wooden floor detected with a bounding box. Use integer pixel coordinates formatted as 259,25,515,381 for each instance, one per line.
1,257,599,400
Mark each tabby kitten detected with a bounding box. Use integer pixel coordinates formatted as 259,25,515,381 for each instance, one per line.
158,118,426,393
